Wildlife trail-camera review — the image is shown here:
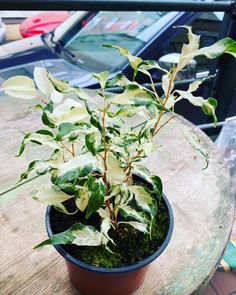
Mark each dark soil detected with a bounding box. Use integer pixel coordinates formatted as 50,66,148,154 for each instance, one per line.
50,195,170,268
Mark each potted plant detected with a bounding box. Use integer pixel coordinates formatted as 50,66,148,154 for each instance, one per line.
2,27,236,295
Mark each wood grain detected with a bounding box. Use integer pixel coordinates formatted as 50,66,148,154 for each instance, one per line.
0,97,234,295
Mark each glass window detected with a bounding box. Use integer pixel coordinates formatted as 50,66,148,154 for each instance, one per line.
63,11,169,72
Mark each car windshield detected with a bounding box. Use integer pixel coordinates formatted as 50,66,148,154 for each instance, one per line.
62,11,169,72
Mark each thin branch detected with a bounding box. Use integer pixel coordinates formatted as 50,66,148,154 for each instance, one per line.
72,144,75,157
154,115,175,135
60,141,73,155
36,95,48,105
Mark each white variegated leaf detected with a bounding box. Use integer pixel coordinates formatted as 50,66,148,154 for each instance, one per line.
119,204,147,223
92,71,109,89
101,218,115,245
24,133,60,150
54,106,89,125
118,221,148,234
53,98,82,116
176,26,200,72
97,208,110,219
50,89,64,103
76,187,89,212
165,95,175,109
72,225,102,246
58,153,97,176
32,187,73,214
2,76,36,99
129,185,157,217
106,152,126,185
196,37,236,59
34,67,54,97
162,73,173,97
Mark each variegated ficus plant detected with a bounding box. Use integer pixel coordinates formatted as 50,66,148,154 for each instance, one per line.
2,27,236,252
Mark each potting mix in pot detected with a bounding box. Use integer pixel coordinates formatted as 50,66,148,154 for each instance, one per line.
2,27,236,294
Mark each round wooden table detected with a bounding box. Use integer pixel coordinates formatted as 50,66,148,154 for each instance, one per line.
0,97,234,295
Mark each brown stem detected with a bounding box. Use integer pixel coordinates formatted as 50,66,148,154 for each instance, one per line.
36,95,48,105
72,144,75,157
153,71,176,135
150,75,162,104
154,115,175,135
60,141,73,155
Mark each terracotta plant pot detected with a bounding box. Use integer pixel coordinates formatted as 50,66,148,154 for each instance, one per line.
45,193,174,295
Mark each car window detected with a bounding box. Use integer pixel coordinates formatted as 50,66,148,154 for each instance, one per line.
161,11,224,76
63,11,169,72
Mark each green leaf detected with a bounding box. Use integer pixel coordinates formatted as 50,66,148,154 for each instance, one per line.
85,132,101,155
86,177,106,219
31,187,73,214
56,122,76,139
103,45,142,70
92,71,109,89
202,97,218,127
1,76,36,99
90,114,103,132
129,185,157,218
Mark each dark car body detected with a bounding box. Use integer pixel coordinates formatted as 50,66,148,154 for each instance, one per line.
0,11,224,124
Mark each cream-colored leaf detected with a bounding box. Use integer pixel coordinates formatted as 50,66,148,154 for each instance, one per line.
101,218,115,245
53,98,82,116
34,67,54,97
58,153,97,176
25,133,60,150
54,106,89,125
129,185,156,217
76,187,89,212
176,26,200,72
97,208,110,219
119,204,146,223
72,226,102,246
50,89,64,103
32,187,73,213
162,73,173,97
118,221,148,234
106,152,126,185
2,76,36,99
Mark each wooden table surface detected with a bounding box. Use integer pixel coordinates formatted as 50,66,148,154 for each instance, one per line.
0,95,234,295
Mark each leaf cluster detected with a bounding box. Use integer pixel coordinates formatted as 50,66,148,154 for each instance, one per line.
2,27,236,250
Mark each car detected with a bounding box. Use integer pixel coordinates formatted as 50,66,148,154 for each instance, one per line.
20,11,70,38
0,10,225,124
0,18,6,44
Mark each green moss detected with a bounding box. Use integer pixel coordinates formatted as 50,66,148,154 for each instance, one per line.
63,199,169,268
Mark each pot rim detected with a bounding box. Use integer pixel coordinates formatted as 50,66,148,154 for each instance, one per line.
45,193,174,274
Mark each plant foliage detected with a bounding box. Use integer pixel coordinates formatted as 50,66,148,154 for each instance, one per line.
2,27,236,250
